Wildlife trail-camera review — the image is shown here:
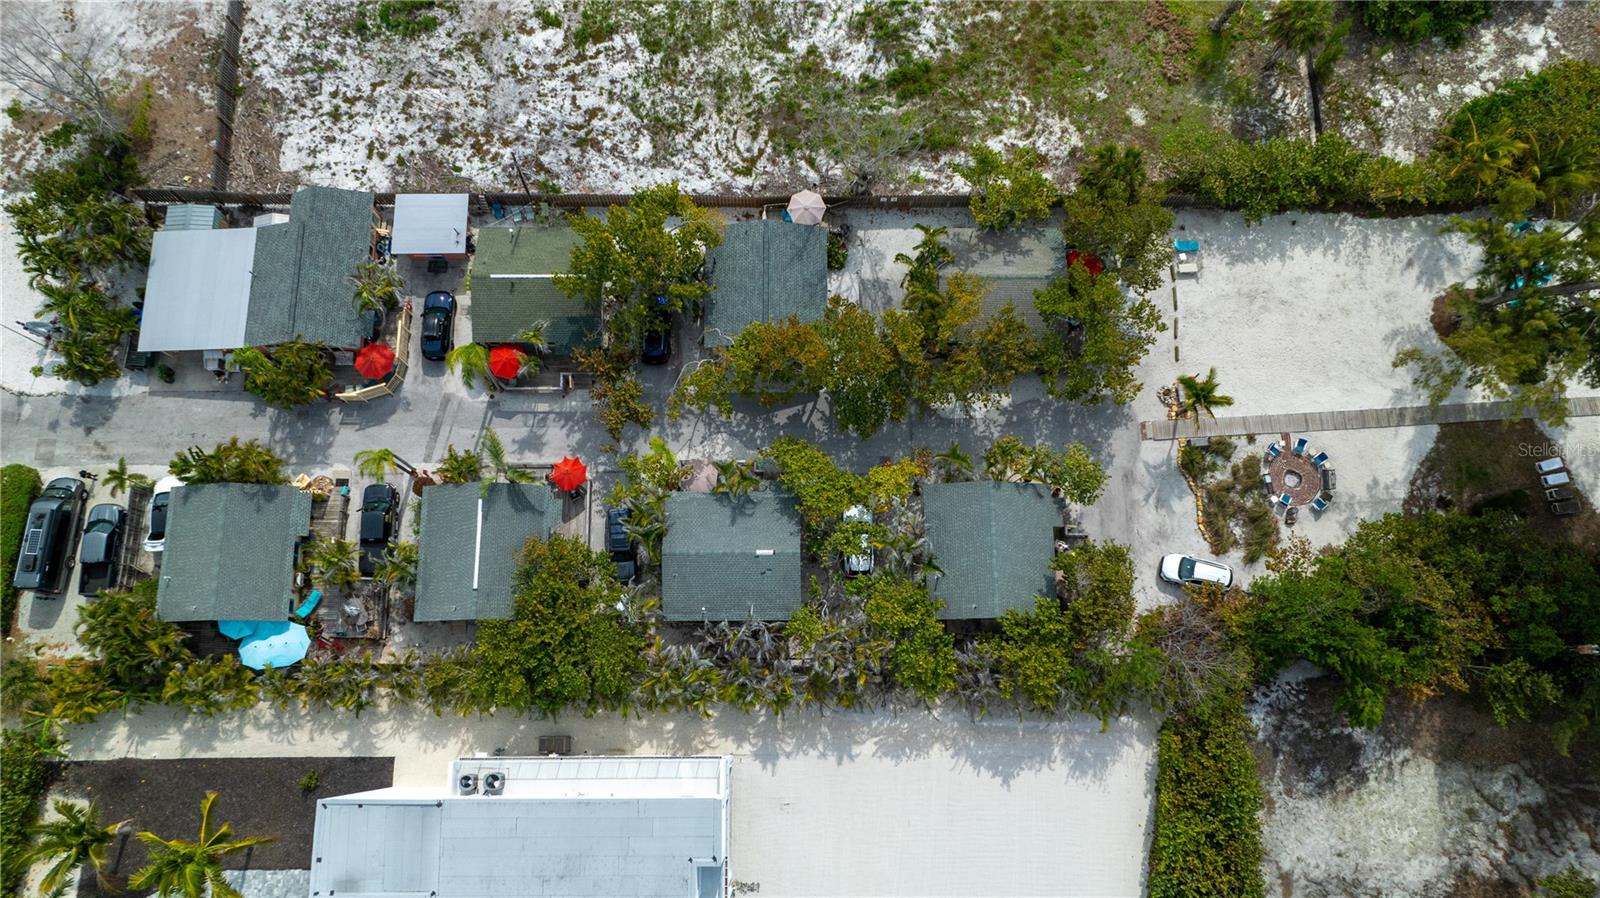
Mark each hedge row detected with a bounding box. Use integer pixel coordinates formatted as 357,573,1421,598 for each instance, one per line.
0,464,43,636
1147,692,1266,898
0,730,56,894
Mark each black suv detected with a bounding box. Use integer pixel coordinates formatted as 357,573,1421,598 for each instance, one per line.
358,482,399,577
78,504,127,597
606,507,636,583
13,477,87,593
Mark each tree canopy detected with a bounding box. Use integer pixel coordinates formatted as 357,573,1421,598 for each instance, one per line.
168,438,288,485
232,340,334,408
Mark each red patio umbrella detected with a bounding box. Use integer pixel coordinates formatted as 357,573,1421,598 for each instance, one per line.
550,456,587,491
488,345,525,380
353,342,396,379
1066,249,1104,276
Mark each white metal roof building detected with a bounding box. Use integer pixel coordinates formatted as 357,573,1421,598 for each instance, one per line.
308,756,732,898
137,227,258,352
391,193,469,256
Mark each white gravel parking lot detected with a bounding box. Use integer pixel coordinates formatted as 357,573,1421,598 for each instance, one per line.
68,703,1157,898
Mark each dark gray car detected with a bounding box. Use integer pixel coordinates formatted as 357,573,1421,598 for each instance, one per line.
78,504,126,597
13,477,86,593
359,483,399,577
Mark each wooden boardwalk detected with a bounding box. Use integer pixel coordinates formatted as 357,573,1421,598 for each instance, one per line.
1140,395,1600,441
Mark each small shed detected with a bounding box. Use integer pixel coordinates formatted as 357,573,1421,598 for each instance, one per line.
661,489,803,621
414,482,555,621
162,204,222,231
704,220,827,347
391,193,469,258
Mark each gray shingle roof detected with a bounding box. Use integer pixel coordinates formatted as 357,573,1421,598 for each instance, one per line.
921,481,1065,620
415,482,556,621
156,484,311,622
661,489,803,621
244,186,375,348
704,220,827,347
963,274,1052,333
469,225,598,353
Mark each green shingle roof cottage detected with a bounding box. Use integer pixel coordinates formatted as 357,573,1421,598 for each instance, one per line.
469,225,599,354
661,489,804,621
414,483,556,621
244,186,377,349
921,481,1065,620
156,484,313,622
704,220,828,347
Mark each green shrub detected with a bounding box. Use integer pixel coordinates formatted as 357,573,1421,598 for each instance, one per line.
1360,1,1492,47
827,230,848,271
1,728,59,893
952,145,1057,230
1147,692,1266,898
535,7,561,28
1538,867,1598,898
1,464,43,635
298,770,320,792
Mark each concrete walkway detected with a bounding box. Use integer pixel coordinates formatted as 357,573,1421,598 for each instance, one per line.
1139,396,1600,441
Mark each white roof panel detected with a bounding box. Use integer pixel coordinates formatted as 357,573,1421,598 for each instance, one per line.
138,228,256,352
309,756,730,898
392,193,468,255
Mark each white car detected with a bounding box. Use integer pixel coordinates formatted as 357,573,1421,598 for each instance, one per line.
841,505,873,576
1159,553,1233,588
143,475,184,554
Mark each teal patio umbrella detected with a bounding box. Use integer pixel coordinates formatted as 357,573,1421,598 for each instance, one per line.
238,621,312,670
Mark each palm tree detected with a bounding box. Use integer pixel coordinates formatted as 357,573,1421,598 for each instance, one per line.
350,261,405,328
479,427,532,494
25,800,130,894
512,322,551,378
712,459,760,498
1176,367,1234,420
445,342,496,393
1082,144,1147,205
353,448,414,481
130,792,271,898
624,503,668,565
103,456,152,497
931,442,973,483
1445,114,1528,197
304,536,359,590
374,542,419,590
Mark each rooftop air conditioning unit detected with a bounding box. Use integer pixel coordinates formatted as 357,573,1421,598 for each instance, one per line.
458,774,479,795
483,773,505,795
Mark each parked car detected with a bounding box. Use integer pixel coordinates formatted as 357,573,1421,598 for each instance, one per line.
640,295,672,365
12,477,87,593
143,475,184,554
420,291,456,361
1158,553,1233,589
841,505,873,576
78,504,126,597
606,507,636,583
358,483,399,577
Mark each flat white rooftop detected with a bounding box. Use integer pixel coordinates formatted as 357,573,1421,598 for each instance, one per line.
138,227,257,352
391,193,468,256
308,756,730,898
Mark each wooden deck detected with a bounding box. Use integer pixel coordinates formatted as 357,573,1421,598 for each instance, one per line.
1140,395,1600,441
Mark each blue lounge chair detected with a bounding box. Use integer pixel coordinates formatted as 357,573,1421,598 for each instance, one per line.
1262,474,1274,494
1278,492,1292,508
1265,442,1282,461
1312,493,1330,512
1292,437,1308,456
1310,450,1329,467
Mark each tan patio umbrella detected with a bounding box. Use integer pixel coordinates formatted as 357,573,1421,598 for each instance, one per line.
787,189,827,225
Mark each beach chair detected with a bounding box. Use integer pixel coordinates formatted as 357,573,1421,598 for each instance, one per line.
1310,450,1329,467
1535,457,1566,474
1174,239,1201,276
1545,486,1574,501
1292,437,1308,456
1278,492,1292,508
1284,506,1299,526
1262,474,1275,494
1265,442,1282,462
1321,467,1336,492
1541,471,1571,488
1312,493,1331,512
1551,499,1579,516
